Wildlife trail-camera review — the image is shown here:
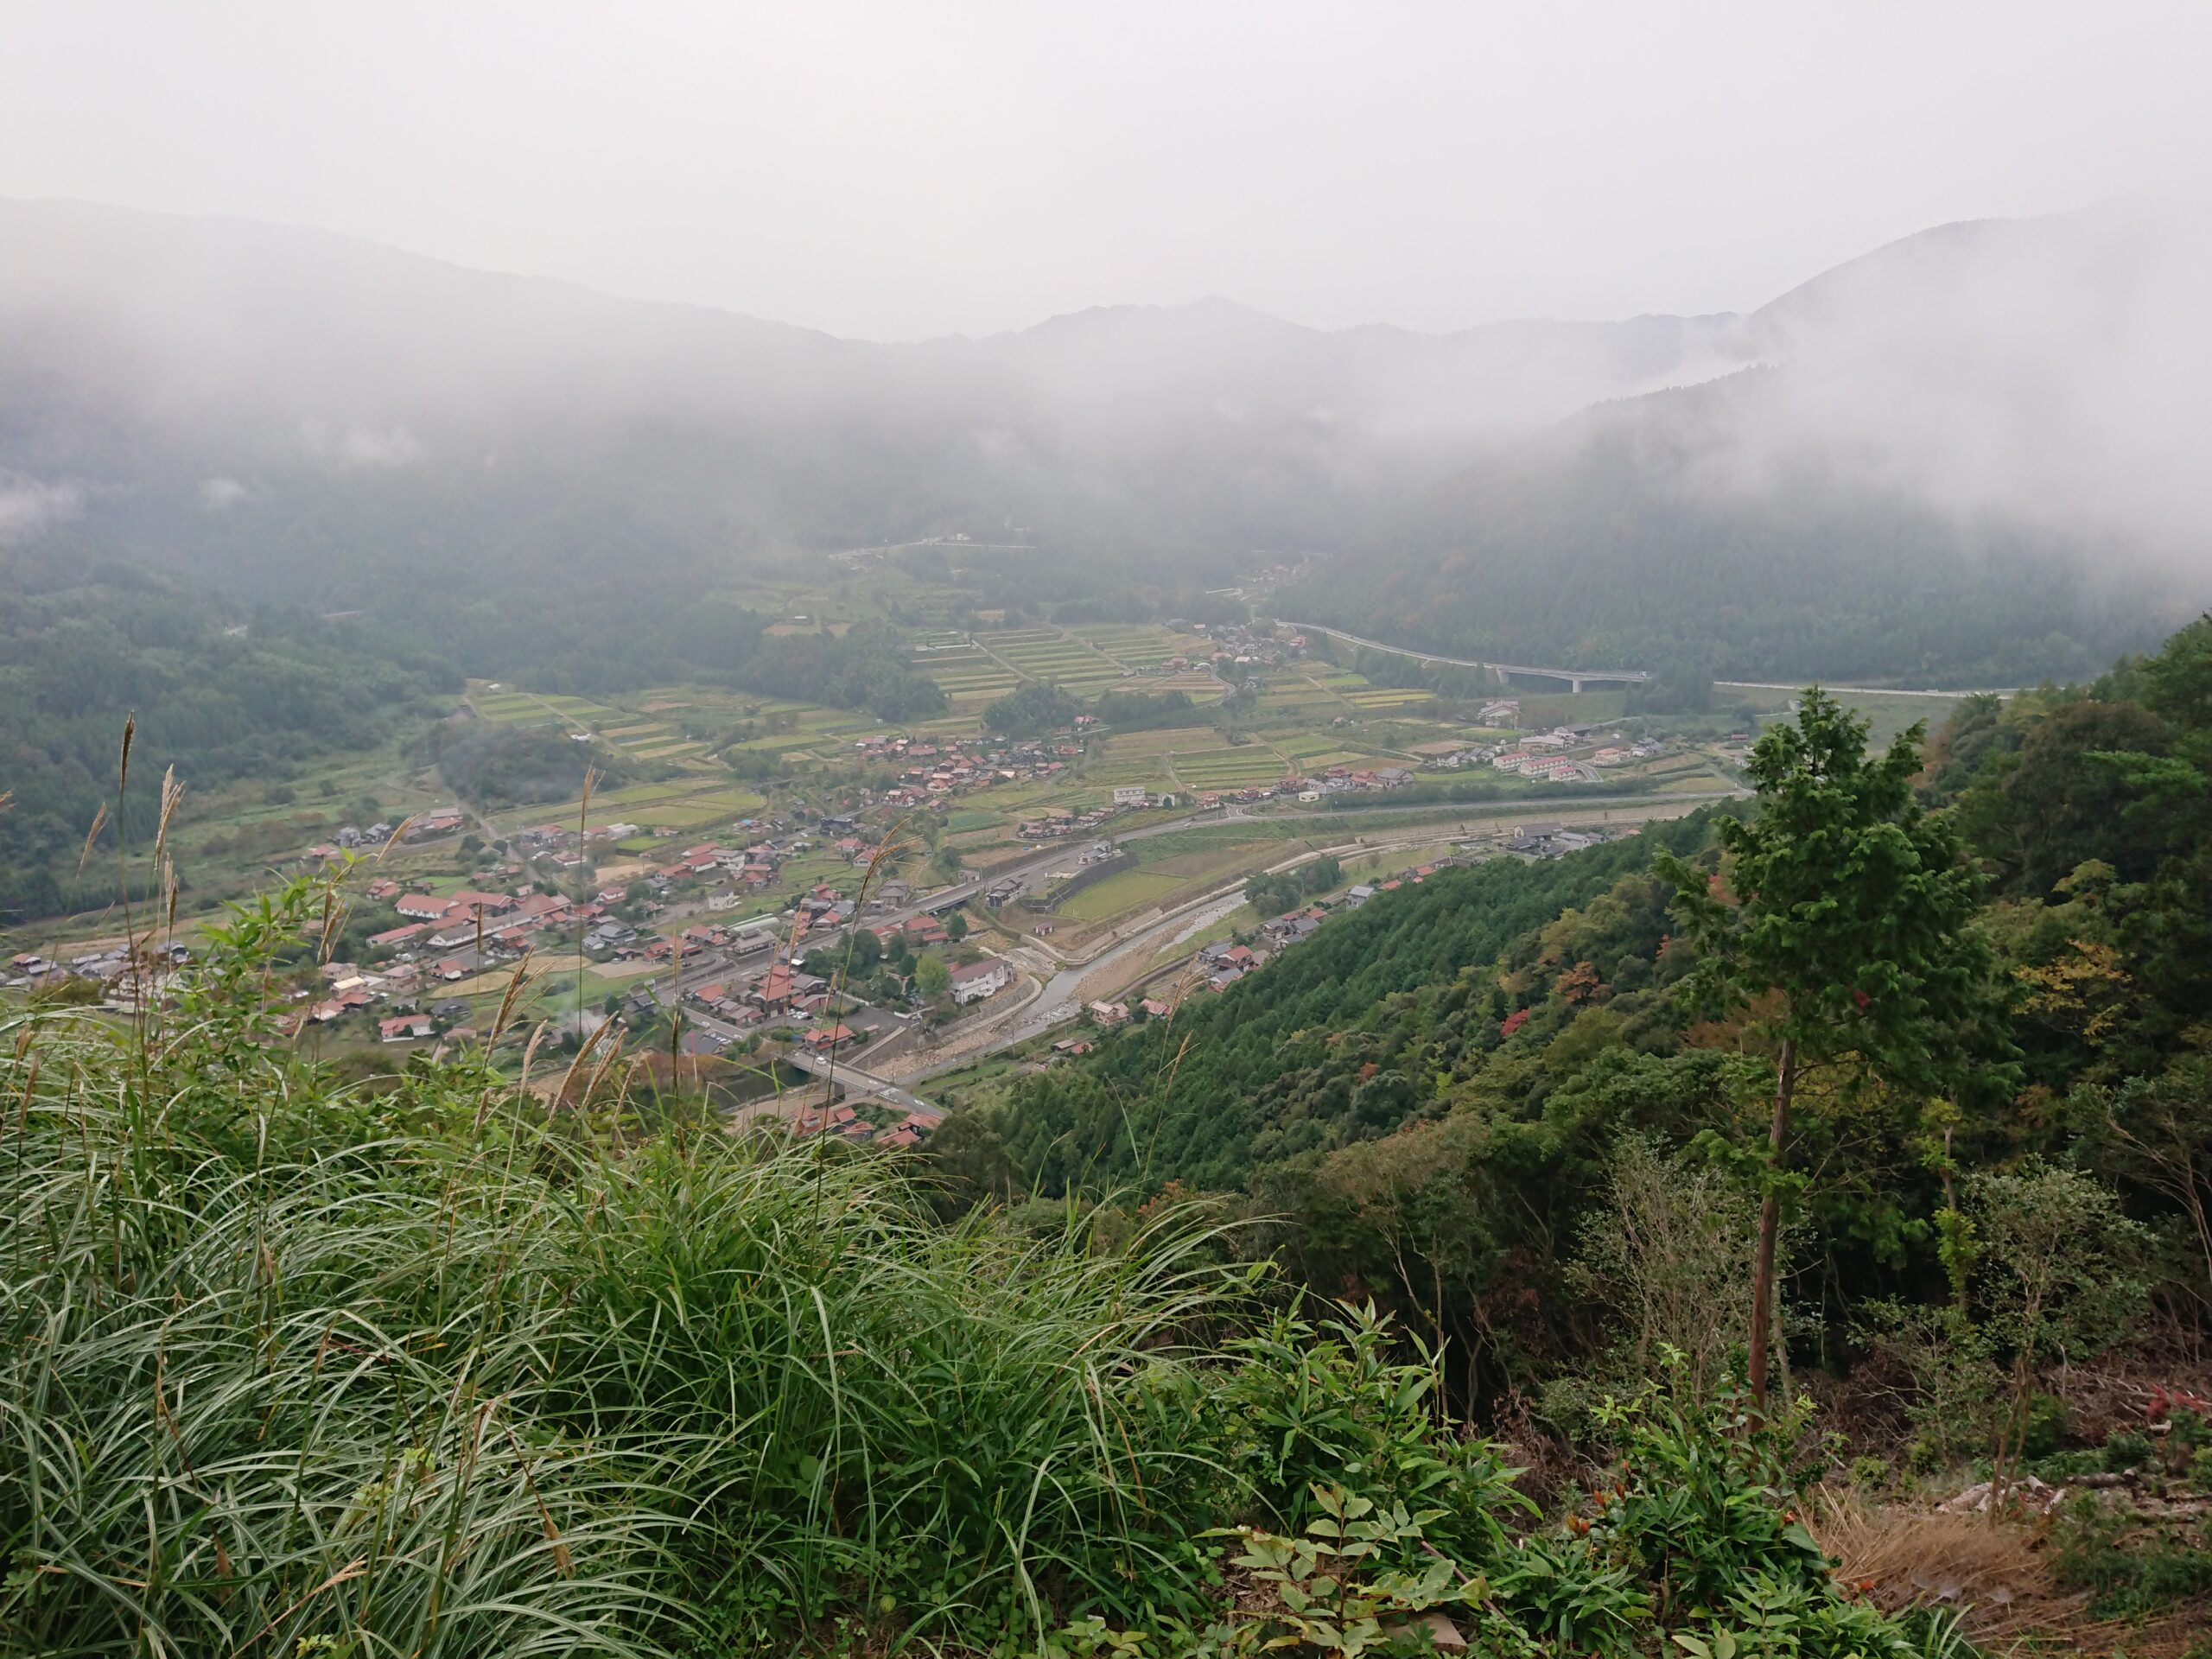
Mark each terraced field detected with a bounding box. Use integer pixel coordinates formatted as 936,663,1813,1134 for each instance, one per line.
1154,668,1230,702
907,626,1229,710
984,632,1128,693
1342,687,1438,710
1256,682,1344,715
467,683,582,727
1166,746,1294,791
913,644,1021,706
1277,734,1351,764
1099,728,1205,755
1067,623,1215,668
1082,750,1173,788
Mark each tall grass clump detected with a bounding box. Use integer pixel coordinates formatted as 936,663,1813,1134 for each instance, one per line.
0,877,1248,1656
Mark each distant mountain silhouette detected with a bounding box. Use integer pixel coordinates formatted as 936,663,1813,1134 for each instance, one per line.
2,195,2202,677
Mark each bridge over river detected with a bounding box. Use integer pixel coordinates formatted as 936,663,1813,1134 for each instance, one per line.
1276,620,1649,694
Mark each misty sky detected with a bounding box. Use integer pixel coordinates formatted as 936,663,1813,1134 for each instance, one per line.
4,2,2210,342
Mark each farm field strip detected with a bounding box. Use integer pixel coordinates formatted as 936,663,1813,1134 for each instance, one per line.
593,779,719,804
1068,625,1214,668
1154,671,1230,701
1166,746,1295,789
1054,870,1187,922
1097,728,1217,756
1344,689,1437,709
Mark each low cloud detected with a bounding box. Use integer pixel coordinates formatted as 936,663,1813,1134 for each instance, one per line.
1666,203,2212,573
198,475,252,510
0,471,84,543
299,419,428,471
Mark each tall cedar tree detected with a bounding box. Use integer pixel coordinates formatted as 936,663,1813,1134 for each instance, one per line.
1658,688,2010,1406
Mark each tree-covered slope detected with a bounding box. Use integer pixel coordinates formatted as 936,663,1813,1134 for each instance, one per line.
0,547,462,921
1283,368,2182,685
969,812,1725,1193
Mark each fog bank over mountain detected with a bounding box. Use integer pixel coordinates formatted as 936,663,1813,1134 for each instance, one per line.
0,194,2205,670
1704,200,2212,562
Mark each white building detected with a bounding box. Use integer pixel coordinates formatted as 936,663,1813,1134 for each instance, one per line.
949,957,1013,1004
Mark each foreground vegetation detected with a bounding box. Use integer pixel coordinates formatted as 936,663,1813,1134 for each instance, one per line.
0,877,1969,1656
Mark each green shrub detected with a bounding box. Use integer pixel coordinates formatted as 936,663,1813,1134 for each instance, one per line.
2051,1494,2212,1618
2018,1391,2072,1459
1216,1303,1528,1567
1493,1365,1948,1659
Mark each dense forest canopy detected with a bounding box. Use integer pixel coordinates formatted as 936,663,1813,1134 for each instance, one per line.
0,548,461,923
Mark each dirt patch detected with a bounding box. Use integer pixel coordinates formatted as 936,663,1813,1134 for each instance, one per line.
1813,1491,2073,1643
1812,1489,2212,1655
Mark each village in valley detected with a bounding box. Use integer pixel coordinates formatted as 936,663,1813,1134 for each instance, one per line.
3,562,1872,1141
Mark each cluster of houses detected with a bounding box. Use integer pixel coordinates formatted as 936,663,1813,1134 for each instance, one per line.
1295,765,1414,797
1491,729,1662,784
1171,765,1416,813
1503,822,1614,858
1015,789,1178,839
851,733,1082,810
675,959,837,1032
789,1099,944,1149
368,881,591,981
293,956,480,1038
3,944,188,1007
1179,619,1306,673
1416,725,1666,785
660,916,1013,1054
299,809,467,865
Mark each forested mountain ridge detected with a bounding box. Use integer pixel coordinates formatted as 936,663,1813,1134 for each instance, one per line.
1281,366,2176,685
3,195,2203,681
1284,202,2211,683
0,195,1741,601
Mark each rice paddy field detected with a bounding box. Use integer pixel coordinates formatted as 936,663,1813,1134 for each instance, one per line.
1163,745,1294,791
909,623,1237,708
458,682,823,836
1065,621,1218,669
977,629,1129,694
1341,686,1439,709
912,644,1020,708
